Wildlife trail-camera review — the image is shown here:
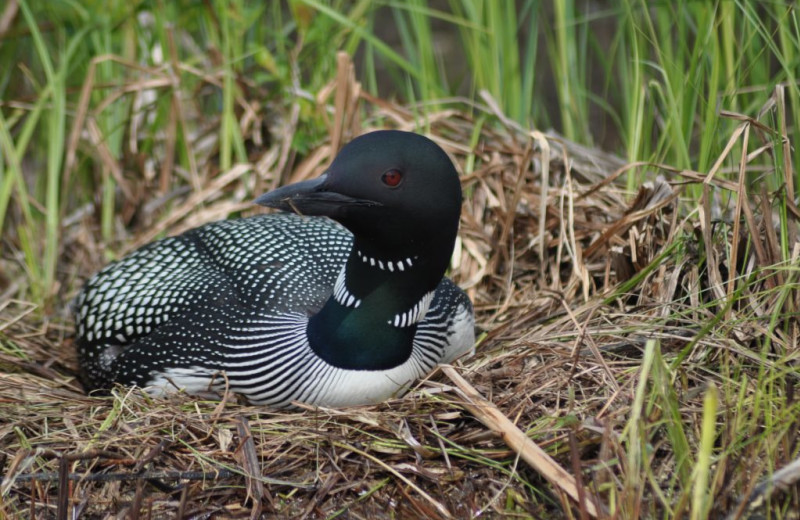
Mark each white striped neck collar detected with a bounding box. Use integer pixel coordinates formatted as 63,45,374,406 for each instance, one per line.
355,249,419,273
307,245,441,370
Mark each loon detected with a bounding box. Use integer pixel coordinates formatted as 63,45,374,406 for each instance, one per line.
74,130,475,408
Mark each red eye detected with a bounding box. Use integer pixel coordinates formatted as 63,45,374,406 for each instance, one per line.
381,169,403,187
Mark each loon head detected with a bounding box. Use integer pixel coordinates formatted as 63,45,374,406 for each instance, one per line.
257,130,462,282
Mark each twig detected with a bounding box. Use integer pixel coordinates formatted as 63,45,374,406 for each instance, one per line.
134,438,172,472
13,469,237,483
442,365,604,518
57,455,69,520
235,414,270,517
727,455,800,520
333,441,453,519
176,485,189,520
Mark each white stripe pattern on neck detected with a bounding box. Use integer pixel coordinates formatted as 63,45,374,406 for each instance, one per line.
333,266,361,308
390,290,435,328
357,250,416,273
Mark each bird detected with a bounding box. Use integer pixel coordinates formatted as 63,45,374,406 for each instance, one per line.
73,130,475,408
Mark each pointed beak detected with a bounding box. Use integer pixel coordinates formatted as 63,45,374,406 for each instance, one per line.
255,174,381,216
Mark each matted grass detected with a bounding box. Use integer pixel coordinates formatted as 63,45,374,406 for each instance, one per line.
2,1,800,518
2,51,799,517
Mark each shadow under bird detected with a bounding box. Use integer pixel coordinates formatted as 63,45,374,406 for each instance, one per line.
74,130,475,408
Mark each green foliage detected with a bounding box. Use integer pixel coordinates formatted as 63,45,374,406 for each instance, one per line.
2,3,798,291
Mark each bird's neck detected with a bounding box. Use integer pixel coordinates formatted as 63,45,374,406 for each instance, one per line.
307,239,445,370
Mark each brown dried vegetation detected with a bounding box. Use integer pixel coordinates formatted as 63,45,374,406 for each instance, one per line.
2,56,800,519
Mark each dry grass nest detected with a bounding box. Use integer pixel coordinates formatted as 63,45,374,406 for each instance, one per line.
2,58,799,519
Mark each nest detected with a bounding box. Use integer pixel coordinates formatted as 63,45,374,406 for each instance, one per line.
2,55,799,519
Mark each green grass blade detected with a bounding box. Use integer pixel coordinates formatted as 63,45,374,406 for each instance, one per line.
691,384,718,520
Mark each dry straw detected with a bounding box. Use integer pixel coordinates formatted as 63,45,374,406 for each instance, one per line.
1,53,798,519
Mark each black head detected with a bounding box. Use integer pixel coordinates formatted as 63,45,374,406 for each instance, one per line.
257,131,462,268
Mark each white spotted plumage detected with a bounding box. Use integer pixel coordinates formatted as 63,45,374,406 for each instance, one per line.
75,131,475,408
75,213,474,407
